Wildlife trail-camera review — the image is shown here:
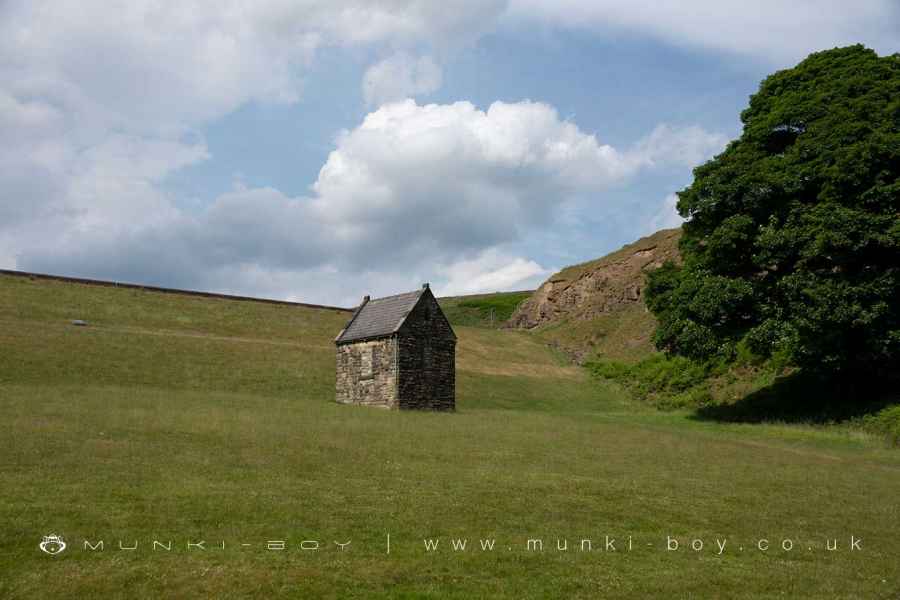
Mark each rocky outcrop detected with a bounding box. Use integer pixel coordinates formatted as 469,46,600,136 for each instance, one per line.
509,228,682,329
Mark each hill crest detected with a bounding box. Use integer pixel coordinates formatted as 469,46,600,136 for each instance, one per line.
508,227,681,362
510,227,681,329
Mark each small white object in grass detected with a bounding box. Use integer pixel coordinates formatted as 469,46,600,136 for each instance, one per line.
72,319,88,326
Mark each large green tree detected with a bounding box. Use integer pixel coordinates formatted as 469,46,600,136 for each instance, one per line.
646,45,899,379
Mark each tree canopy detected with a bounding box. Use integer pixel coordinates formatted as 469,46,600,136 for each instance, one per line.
646,45,899,379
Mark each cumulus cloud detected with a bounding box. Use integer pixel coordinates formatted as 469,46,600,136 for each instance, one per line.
0,0,508,226
629,124,729,169
311,99,636,239
644,193,685,235
0,0,506,239
507,0,900,63
363,54,443,106
438,249,550,296
0,1,507,133
0,0,505,297
6,0,830,302
5,96,723,301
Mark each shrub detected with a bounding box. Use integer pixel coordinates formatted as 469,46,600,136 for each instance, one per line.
587,354,713,409
857,404,900,446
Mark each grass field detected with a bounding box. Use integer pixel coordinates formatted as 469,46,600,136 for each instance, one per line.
1,273,898,598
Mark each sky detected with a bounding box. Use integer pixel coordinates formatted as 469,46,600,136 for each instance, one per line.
2,1,898,307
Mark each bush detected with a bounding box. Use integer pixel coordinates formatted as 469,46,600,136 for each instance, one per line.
856,404,900,447
587,354,714,409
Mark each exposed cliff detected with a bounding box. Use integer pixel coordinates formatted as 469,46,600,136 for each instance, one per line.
509,228,682,362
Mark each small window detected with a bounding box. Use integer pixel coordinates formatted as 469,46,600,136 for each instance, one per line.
360,346,374,379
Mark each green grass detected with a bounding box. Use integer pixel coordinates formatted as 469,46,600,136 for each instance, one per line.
531,303,660,363
587,347,899,438
1,273,899,599
588,353,717,409
438,291,532,328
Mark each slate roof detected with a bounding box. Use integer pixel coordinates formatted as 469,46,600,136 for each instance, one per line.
334,289,425,344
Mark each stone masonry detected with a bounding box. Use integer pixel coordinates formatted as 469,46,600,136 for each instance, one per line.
335,337,399,408
334,284,455,410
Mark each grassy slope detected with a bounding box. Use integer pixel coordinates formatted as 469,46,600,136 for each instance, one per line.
438,291,532,329
514,230,899,430
518,229,681,364
1,274,898,599
532,303,659,364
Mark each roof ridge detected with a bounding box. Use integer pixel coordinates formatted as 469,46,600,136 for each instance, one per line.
367,289,421,302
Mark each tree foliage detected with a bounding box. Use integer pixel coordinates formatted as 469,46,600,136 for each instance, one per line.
646,46,899,378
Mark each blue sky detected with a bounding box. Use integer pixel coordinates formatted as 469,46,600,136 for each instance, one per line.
1,1,898,305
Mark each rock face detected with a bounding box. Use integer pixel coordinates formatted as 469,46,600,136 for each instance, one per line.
509,228,682,329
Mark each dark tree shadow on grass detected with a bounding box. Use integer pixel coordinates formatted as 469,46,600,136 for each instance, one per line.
690,370,898,425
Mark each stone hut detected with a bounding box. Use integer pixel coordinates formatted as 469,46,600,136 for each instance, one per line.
334,284,456,410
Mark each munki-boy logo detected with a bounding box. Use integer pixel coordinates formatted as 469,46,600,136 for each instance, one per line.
39,534,67,555
33,533,865,556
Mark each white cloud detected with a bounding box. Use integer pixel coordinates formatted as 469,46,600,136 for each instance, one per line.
507,0,900,63
5,97,721,301
4,0,834,302
438,249,550,296
644,193,684,235
0,0,509,239
629,123,729,169
312,99,636,218
363,54,443,106
0,1,507,136
0,0,507,300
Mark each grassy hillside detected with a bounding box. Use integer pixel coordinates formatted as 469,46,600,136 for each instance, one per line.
510,228,681,363
438,291,532,328
1,273,899,599
513,230,898,435
531,302,659,364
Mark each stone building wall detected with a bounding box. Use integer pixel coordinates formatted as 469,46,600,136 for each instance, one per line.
335,337,398,408
396,293,456,411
